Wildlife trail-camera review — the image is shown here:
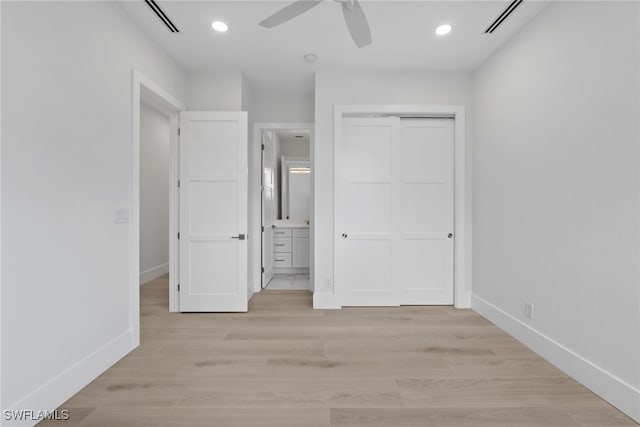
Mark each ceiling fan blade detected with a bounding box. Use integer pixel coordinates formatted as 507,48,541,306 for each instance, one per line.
341,0,372,48
259,0,324,28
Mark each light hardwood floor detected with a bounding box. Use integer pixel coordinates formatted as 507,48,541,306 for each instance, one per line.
40,275,637,426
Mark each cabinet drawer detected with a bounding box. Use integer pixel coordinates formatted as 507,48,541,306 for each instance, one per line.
293,228,310,238
273,252,292,268
273,228,291,238
274,237,292,252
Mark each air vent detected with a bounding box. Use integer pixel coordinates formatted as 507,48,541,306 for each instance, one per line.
485,0,523,34
144,0,180,33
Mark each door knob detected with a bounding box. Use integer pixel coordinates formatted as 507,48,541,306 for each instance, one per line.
448,233,453,239
231,234,246,240
342,233,348,239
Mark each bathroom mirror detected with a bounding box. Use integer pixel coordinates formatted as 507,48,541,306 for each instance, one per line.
282,158,311,221
261,129,311,222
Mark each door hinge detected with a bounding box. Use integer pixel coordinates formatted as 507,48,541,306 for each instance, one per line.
261,144,265,151
177,180,181,188
178,128,181,136
177,232,180,240
177,284,180,292
262,267,265,273
261,226,265,232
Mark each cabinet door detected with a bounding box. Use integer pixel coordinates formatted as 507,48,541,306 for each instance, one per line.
292,237,310,268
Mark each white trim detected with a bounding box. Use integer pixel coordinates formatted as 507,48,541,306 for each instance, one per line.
140,262,169,285
313,292,342,310
331,105,471,309
472,295,640,423
4,329,133,427
0,0,4,413
132,70,185,333
252,122,314,295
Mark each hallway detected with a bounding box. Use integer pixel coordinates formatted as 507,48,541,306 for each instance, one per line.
40,276,634,426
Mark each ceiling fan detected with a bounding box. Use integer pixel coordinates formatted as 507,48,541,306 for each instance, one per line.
259,0,372,48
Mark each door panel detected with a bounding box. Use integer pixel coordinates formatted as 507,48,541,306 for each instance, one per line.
189,181,237,233
337,118,399,306
397,119,454,304
344,125,393,181
344,240,393,291
189,241,237,294
401,183,446,233
189,121,239,175
346,183,392,234
179,111,248,312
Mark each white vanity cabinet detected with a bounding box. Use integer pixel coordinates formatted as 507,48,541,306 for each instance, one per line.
292,228,310,268
273,227,309,270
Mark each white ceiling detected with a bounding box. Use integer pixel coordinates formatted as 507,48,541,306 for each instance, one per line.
120,1,549,93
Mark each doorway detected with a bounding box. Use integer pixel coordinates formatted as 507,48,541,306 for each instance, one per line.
131,70,185,343
254,123,314,293
139,100,171,288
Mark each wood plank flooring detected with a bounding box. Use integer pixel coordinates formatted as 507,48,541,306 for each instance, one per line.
39,275,637,426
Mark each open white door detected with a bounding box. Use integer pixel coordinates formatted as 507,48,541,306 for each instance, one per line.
179,111,248,312
261,131,275,287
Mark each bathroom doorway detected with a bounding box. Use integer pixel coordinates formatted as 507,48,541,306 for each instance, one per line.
258,124,313,291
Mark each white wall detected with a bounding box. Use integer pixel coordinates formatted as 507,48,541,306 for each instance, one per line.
1,1,186,422
472,1,640,422
253,90,314,123
140,103,170,284
279,137,311,159
187,71,242,111
313,71,472,306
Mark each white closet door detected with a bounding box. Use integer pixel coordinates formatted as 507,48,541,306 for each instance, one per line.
179,111,248,312
336,117,400,306
262,132,275,286
336,117,454,307
397,118,454,305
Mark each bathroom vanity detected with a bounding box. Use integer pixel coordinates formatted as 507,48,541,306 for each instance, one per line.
272,221,310,272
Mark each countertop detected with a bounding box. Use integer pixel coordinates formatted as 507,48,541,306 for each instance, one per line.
273,220,310,229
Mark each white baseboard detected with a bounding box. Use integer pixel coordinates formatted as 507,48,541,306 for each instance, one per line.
313,292,341,309
3,329,134,427
139,262,169,285
248,280,255,301
472,294,640,423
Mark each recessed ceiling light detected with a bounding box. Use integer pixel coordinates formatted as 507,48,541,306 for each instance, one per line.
435,24,452,36
211,21,228,33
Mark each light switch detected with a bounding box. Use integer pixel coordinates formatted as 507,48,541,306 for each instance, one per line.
114,209,129,224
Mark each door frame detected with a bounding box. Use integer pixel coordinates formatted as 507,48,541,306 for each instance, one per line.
252,122,314,294
333,105,470,308
131,70,185,345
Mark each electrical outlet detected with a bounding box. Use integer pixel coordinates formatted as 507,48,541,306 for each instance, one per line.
324,278,333,291
524,302,534,319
